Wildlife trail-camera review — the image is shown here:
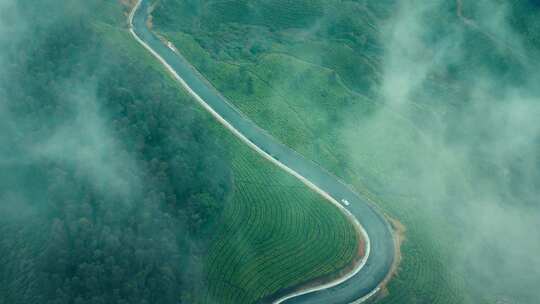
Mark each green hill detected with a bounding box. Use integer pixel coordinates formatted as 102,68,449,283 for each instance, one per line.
152,0,540,303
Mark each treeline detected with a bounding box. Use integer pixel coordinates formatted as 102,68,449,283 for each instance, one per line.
0,1,231,304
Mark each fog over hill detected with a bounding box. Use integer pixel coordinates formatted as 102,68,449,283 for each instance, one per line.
1,0,539,303
344,0,540,302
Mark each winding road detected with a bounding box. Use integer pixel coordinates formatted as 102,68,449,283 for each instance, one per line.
129,1,396,303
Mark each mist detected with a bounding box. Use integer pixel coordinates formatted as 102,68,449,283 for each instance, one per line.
0,1,231,303
0,0,137,218
344,0,540,302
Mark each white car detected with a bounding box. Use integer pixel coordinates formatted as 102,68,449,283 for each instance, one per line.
341,198,350,206
167,41,175,52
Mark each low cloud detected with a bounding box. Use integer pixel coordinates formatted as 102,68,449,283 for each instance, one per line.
345,0,540,302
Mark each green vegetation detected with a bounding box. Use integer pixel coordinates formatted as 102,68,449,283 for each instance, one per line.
0,1,359,303
152,0,540,303
199,128,358,304
151,0,387,182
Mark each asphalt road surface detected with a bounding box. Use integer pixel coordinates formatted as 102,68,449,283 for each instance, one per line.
131,1,395,303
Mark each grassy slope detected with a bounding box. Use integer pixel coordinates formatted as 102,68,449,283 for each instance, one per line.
154,31,371,180
97,2,359,303
156,31,470,304
202,129,358,304
150,1,481,303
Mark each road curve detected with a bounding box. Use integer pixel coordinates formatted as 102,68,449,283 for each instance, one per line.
129,1,395,303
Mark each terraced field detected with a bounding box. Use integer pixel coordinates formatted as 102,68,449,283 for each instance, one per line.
372,195,469,304
202,131,359,304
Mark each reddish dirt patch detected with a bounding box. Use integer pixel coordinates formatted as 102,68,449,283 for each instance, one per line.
120,0,138,10
373,216,405,300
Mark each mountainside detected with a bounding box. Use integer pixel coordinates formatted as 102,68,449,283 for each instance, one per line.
0,1,359,303
152,0,540,303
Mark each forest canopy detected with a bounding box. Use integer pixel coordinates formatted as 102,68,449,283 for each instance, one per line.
0,1,232,303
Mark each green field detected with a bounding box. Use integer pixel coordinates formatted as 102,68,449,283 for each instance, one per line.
152,0,540,303
200,128,358,304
